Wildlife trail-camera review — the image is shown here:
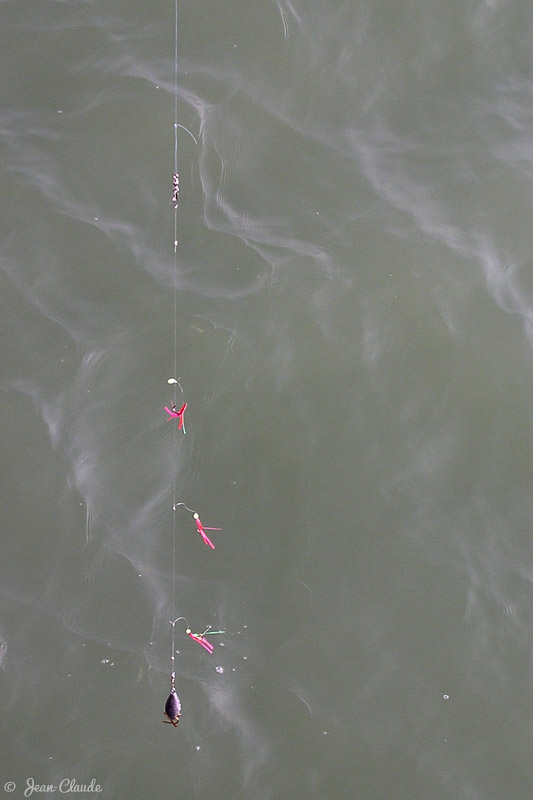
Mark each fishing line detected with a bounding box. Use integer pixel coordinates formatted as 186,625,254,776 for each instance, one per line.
171,0,179,681
162,0,227,729
163,0,182,727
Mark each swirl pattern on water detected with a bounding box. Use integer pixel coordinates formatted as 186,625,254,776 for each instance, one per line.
3,1,533,798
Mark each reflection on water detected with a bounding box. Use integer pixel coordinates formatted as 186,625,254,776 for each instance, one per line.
2,0,533,798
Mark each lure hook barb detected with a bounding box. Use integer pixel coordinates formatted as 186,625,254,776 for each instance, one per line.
173,502,195,514
170,616,189,628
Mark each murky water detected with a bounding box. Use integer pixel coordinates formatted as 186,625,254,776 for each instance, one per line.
3,1,533,798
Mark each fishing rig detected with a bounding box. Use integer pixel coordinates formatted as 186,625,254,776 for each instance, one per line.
161,0,226,728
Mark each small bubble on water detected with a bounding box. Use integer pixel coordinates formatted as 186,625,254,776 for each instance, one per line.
215,666,224,674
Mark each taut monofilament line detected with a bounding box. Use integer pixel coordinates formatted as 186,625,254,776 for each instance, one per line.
163,0,182,729
161,0,226,730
